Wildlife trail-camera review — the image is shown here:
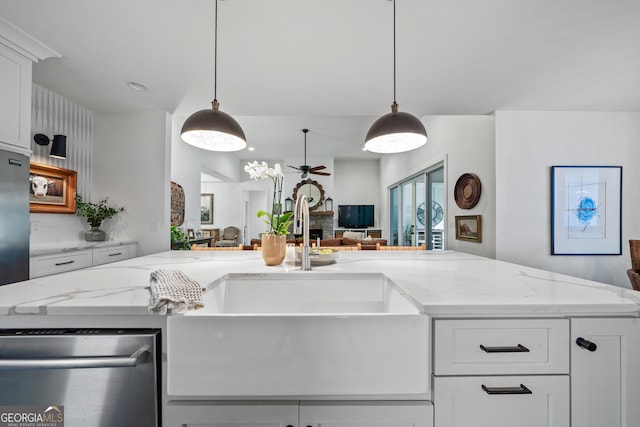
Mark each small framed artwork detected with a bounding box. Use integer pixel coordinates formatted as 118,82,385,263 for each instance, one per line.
551,166,622,255
201,230,211,238
201,193,214,224
455,215,482,243
187,228,195,239
29,163,78,214
195,230,203,238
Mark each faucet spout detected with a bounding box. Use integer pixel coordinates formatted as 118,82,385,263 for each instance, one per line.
293,194,312,271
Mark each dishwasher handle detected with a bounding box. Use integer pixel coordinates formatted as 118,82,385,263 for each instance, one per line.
0,346,149,370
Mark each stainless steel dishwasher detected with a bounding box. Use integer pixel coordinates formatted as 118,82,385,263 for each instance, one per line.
0,328,160,426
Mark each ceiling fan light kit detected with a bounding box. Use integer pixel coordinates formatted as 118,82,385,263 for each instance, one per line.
181,0,247,152
364,0,427,154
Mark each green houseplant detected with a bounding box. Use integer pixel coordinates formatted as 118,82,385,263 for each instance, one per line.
170,225,191,250
75,195,125,241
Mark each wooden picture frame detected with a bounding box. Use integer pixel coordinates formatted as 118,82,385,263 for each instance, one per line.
187,228,195,239
201,193,214,224
455,215,482,243
29,162,77,214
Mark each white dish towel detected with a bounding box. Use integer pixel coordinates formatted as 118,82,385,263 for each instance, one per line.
148,269,205,314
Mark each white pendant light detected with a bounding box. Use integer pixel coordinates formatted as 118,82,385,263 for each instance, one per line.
364,0,427,154
181,0,247,152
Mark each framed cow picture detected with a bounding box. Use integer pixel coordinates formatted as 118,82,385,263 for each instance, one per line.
29,163,77,213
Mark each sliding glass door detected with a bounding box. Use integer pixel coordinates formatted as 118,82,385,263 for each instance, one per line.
389,163,444,249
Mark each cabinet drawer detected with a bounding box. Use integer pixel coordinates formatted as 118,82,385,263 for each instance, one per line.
434,375,569,427
434,318,569,375
30,250,92,278
92,244,136,266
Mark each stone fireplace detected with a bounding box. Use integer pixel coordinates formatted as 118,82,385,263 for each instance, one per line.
288,211,334,240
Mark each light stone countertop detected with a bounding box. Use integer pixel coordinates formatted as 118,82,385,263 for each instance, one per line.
1,250,639,317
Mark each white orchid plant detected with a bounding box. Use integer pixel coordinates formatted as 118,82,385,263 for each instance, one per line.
245,161,294,235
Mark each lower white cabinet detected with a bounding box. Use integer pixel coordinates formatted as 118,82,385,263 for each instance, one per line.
29,249,93,278
92,244,136,265
164,402,298,427
30,243,137,278
571,317,640,427
433,376,569,427
164,401,433,427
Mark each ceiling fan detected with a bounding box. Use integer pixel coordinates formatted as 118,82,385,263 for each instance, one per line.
288,129,331,179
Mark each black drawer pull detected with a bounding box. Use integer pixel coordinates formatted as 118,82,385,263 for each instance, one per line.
54,260,75,266
482,384,532,395
108,252,123,257
480,343,530,353
576,337,597,352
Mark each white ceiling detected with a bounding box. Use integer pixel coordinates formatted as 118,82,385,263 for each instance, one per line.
1,0,639,162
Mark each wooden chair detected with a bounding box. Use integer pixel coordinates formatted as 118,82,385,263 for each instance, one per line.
192,244,242,251
377,243,426,250
627,269,640,291
630,240,640,270
627,240,640,290
311,243,361,251
315,244,361,251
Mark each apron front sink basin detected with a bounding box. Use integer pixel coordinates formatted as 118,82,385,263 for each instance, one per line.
167,273,429,399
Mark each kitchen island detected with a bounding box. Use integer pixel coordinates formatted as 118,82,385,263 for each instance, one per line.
0,250,639,427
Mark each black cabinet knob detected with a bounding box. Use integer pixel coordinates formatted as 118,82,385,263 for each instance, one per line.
576,337,597,352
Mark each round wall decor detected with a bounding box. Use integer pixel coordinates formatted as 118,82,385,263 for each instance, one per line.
454,173,481,209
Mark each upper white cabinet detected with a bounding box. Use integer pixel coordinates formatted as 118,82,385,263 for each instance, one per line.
571,317,640,427
0,42,31,151
0,17,60,154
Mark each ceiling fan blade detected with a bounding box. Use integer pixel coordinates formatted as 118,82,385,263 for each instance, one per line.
309,165,326,171
287,165,302,171
311,171,331,176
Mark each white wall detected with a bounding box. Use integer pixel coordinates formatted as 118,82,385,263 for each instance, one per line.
381,115,496,257
29,85,94,248
334,159,381,229
93,111,171,256
495,110,640,288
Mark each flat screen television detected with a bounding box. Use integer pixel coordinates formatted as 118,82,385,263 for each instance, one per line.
338,205,374,229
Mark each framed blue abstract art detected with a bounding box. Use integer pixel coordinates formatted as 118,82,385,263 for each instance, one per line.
551,166,622,255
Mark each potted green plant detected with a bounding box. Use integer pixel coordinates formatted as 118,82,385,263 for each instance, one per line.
75,195,125,242
170,225,191,250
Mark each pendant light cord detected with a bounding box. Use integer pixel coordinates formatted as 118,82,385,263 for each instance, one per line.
214,0,218,102
393,0,396,104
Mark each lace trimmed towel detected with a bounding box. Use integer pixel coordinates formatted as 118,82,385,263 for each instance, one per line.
148,269,205,314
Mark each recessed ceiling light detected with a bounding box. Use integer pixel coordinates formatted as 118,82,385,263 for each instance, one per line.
248,147,255,151
127,81,148,92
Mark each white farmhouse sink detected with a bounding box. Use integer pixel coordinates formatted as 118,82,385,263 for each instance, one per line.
167,273,429,399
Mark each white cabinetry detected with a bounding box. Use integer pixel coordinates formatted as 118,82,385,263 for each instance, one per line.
434,376,569,427
433,318,570,427
30,243,137,278
92,244,136,266
300,401,432,427
164,401,433,427
29,249,93,278
571,317,640,427
0,20,59,153
163,402,298,427
0,42,31,152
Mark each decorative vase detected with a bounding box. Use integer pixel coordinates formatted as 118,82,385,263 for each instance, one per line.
261,234,286,266
85,226,106,242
